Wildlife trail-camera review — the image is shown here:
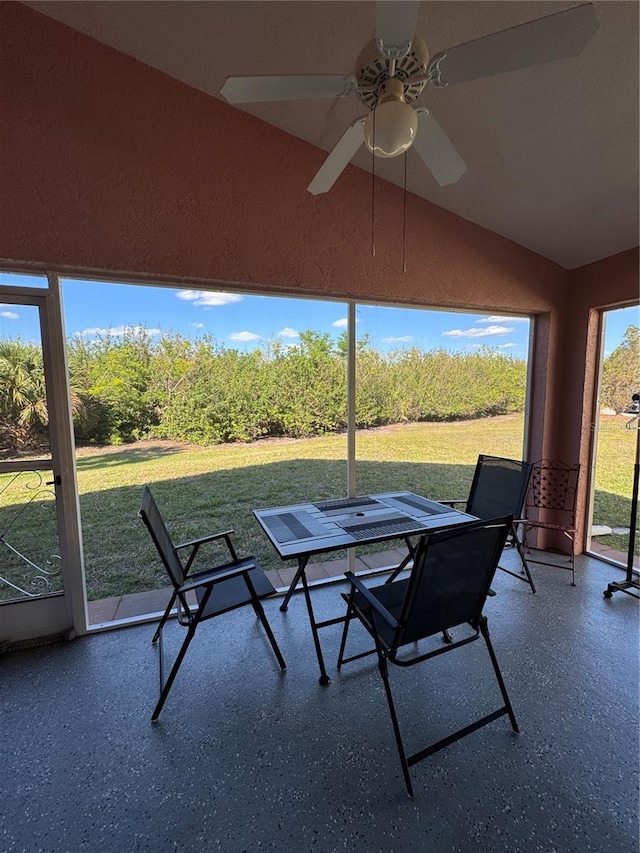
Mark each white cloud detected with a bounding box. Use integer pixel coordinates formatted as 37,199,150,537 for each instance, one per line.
468,342,518,350
443,325,512,338
75,327,106,337
278,327,299,339
176,290,242,307
229,331,261,342
0,310,19,320
189,322,204,329
476,315,528,324
381,335,414,344
332,316,358,328
75,325,161,338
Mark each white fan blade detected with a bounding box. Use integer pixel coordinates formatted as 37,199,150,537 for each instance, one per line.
307,118,366,195
376,1,420,55
414,109,467,187
220,75,356,104
427,3,598,86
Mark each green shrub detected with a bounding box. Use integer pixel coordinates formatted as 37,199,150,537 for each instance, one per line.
3,328,532,449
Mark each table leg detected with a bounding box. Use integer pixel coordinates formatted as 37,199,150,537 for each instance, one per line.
280,558,306,611
384,535,416,584
298,559,331,685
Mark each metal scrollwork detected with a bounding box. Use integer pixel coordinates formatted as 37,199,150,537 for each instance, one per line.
427,54,449,88
0,470,61,599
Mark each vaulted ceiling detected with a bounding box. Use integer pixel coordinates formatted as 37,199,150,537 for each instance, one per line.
25,1,639,269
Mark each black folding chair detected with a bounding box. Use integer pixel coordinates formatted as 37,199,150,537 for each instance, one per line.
139,486,286,721
337,516,519,798
439,454,535,592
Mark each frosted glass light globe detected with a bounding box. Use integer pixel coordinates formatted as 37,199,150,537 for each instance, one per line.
364,97,418,158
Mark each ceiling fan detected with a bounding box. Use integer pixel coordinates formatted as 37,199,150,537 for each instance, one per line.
221,2,598,195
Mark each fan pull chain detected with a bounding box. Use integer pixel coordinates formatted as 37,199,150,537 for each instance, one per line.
371,108,376,257
402,152,408,273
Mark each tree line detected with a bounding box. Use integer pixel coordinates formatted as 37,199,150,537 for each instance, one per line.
1,324,637,451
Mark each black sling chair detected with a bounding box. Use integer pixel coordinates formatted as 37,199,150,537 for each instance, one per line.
139,486,286,721
337,516,519,797
385,455,535,593
441,455,536,592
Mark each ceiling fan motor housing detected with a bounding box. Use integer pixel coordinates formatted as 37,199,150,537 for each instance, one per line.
355,36,430,110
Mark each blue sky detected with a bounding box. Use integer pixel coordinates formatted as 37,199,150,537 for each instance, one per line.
60,279,534,356
0,273,638,358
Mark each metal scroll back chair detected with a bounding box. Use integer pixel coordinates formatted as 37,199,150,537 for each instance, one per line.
522,459,580,586
139,486,286,721
441,454,535,592
337,516,519,798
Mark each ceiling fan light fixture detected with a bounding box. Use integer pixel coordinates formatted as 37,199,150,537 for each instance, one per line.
364,79,418,158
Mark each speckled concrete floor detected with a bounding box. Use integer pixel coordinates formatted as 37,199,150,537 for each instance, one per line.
1,553,638,853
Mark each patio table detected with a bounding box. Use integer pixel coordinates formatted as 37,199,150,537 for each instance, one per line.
254,492,475,684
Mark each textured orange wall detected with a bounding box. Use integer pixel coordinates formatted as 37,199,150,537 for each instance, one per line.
565,249,640,549
565,247,639,467
1,3,638,555
0,3,564,312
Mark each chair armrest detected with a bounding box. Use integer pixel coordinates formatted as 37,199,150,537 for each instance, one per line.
177,530,239,572
439,499,466,507
175,530,234,550
345,572,399,630
178,561,255,593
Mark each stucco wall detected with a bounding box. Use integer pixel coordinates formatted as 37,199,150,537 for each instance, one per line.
566,249,640,548
566,247,639,470
1,3,638,554
1,3,565,309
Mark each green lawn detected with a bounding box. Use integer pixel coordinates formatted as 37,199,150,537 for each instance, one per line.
1,414,637,601
590,415,639,551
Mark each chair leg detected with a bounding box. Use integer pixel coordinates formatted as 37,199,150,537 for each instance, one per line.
523,525,576,587
152,591,177,644
497,523,536,594
479,618,519,734
242,570,286,670
337,588,357,670
568,532,576,586
251,597,286,670
513,524,536,594
152,623,198,722
377,651,413,798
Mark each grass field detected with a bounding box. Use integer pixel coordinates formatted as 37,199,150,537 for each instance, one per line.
1,414,637,601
